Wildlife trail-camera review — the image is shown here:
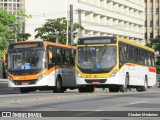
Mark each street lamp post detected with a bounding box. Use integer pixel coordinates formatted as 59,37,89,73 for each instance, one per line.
12,22,18,42
66,0,69,45
54,31,59,43
157,27,160,40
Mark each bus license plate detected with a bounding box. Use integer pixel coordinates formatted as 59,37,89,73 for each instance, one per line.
92,82,100,85
21,82,29,85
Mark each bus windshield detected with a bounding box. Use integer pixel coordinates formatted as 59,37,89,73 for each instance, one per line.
77,46,116,73
8,49,45,70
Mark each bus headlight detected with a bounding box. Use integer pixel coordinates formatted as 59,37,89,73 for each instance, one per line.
8,76,13,83
76,71,82,78
38,74,46,81
110,70,118,77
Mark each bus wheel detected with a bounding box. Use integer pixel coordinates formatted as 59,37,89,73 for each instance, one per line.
119,74,129,92
78,86,94,93
78,87,85,93
109,87,119,92
87,86,94,92
53,77,64,93
140,78,148,92
20,88,28,93
136,87,141,92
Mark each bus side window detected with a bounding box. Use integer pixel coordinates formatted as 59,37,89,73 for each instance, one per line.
47,46,56,69
147,53,151,66
119,43,122,66
57,48,62,64
70,49,75,65
65,49,70,65
61,49,66,64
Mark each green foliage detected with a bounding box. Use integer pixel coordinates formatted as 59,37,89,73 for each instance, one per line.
14,10,32,42
0,9,32,57
146,38,160,73
146,38,160,52
0,9,16,56
35,17,84,44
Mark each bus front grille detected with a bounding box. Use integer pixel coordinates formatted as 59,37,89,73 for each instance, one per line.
85,79,107,84
14,80,37,85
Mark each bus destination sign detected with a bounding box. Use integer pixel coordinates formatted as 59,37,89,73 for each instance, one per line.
78,37,117,45
14,44,38,48
9,42,44,50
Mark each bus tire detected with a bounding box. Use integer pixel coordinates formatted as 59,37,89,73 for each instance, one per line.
119,74,129,92
20,88,28,93
78,87,85,93
87,86,94,92
140,77,148,91
109,87,119,92
53,77,64,93
136,87,141,92
78,86,94,93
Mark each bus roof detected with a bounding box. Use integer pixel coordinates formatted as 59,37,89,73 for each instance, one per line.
44,41,76,49
78,36,154,52
9,40,76,49
117,37,155,52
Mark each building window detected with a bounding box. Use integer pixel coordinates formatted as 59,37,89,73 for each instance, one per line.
156,21,159,26
4,3,7,6
145,33,147,39
156,8,159,14
150,33,153,38
150,21,153,27
149,8,153,14
145,21,147,26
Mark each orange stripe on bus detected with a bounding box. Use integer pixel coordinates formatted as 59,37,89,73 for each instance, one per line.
8,69,47,80
149,68,156,73
8,65,62,81
126,64,135,67
47,66,60,74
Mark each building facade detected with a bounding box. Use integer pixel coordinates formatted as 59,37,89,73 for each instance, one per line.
75,0,145,44
145,0,160,44
0,0,24,14
0,0,145,44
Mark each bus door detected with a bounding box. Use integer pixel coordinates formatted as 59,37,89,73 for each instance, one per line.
47,46,56,86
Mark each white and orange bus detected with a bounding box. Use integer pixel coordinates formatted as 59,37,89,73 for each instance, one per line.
75,36,156,92
7,40,76,93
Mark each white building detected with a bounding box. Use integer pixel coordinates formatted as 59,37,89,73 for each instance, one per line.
0,0,145,44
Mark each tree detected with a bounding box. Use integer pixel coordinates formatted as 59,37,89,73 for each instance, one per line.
0,9,32,57
13,10,32,42
146,38,160,73
35,17,84,44
0,9,16,56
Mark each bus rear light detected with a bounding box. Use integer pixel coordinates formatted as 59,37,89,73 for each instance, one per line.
110,69,118,77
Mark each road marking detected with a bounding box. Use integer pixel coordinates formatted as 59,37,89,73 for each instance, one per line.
94,109,103,111
129,101,147,105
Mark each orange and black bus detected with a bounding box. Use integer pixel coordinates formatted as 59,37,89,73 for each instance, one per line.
7,40,76,93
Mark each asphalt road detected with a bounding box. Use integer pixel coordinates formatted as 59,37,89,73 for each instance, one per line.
0,87,160,120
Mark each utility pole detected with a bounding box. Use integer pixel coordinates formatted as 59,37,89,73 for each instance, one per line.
78,9,82,38
70,5,73,46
